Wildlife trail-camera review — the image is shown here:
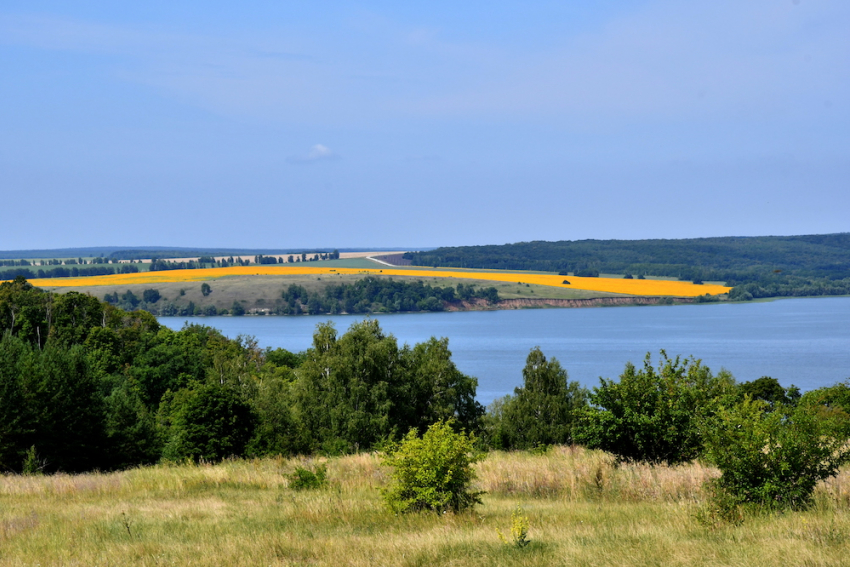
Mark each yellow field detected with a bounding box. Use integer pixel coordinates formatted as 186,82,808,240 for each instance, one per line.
22,266,730,297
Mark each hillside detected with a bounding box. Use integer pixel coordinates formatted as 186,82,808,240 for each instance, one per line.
405,234,850,283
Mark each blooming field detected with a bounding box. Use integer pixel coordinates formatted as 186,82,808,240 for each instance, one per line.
25,266,730,297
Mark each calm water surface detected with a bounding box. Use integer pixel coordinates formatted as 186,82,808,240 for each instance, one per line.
160,297,850,405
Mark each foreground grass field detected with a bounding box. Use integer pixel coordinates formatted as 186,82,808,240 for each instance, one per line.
1,447,848,566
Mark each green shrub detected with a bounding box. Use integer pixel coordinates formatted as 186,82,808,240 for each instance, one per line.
288,464,328,490
703,398,850,510
381,420,483,514
575,351,735,464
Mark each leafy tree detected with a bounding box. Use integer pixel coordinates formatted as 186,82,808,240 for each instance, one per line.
738,376,800,409
800,379,850,415
401,337,484,435
704,399,850,510
0,276,50,348
19,343,107,472
488,347,587,449
381,420,484,514
0,335,34,471
264,347,305,369
201,283,212,297
127,325,215,407
142,289,161,304
575,351,735,464
247,369,304,456
294,321,481,454
103,381,161,469
294,321,403,453
161,381,257,462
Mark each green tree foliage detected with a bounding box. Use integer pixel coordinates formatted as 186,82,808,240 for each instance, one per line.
728,275,850,301
15,341,107,472
738,376,800,410
487,348,587,449
381,420,483,514
160,381,257,462
703,399,850,510
0,334,34,470
277,277,498,316
247,368,303,456
400,337,484,435
405,234,850,282
405,234,850,297
294,321,482,454
295,321,406,453
0,276,51,348
575,351,735,464
201,283,211,297
103,382,161,469
50,292,105,345
800,379,850,414
143,289,161,303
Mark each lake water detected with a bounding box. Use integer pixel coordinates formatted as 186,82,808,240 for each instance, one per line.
159,297,850,405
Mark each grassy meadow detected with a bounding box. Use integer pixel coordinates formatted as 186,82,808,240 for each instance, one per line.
1,447,848,566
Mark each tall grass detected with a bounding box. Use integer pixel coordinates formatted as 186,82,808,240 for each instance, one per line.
0,449,847,566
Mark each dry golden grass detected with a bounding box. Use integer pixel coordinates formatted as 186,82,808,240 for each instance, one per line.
1,449,848,566
25,266,730,297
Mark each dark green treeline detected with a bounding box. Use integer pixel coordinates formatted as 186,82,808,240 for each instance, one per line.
0,277,483,473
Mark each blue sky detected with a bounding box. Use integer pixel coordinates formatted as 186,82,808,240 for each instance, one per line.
1,1,847,249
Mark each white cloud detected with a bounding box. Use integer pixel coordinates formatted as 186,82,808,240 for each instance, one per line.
287,144,340,164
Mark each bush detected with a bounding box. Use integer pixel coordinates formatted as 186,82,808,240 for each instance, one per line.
575,351,734,464
288,464,328,490
703,398,850,510
381,420,484,514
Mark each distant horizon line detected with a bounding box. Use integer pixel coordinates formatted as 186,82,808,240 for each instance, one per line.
1,231,848,259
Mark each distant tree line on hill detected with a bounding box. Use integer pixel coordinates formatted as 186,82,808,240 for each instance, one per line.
3,257,134,268
101,278,499,318
108,249,341,261
405,234,850,299
276,277,499,315
0,264,140,280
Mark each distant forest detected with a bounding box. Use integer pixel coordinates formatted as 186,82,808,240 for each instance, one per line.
275,277,499,316
405,234,850,299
